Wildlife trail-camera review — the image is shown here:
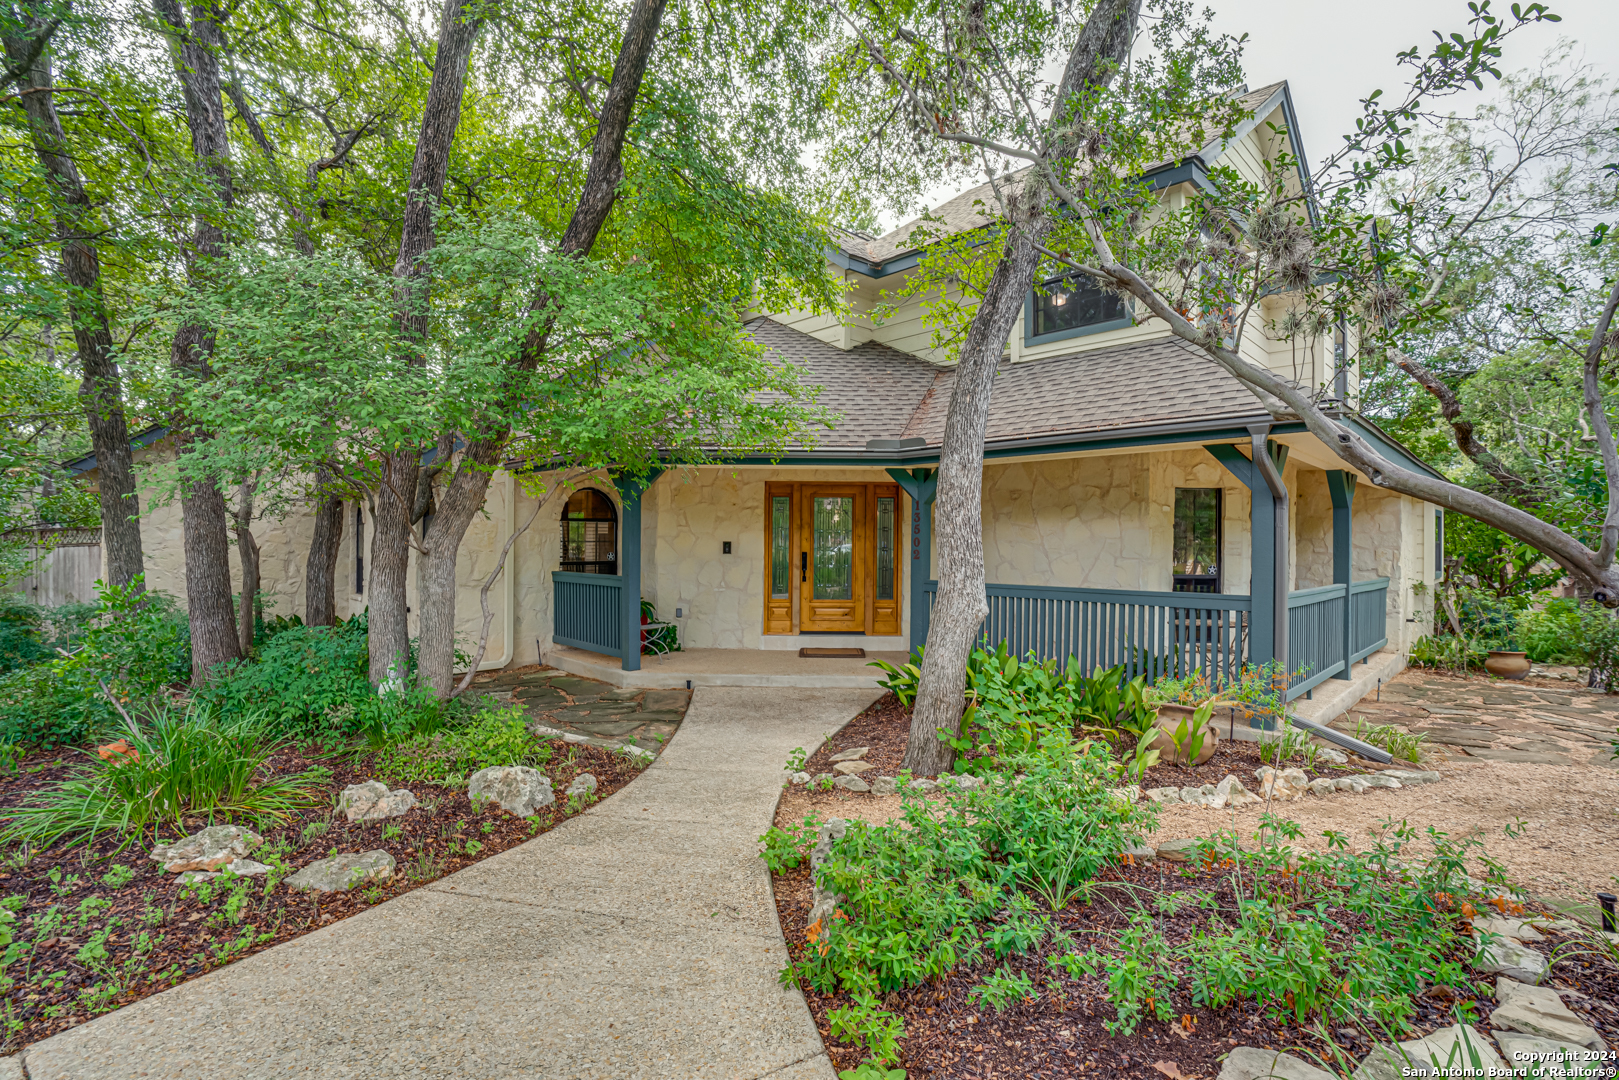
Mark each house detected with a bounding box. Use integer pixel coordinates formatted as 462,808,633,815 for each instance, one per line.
75,82,1441,713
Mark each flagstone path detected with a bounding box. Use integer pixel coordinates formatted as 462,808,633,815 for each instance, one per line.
9,686,881,1080
475,666,692,755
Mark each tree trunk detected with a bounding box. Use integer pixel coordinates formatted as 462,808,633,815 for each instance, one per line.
304,475,344,626
368,0,487,688
234,479,259,654
412,0,669,697
901,0,1141,774
153,0,244,682
2,12,145,589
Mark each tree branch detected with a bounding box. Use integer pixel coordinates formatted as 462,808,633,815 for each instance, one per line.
1582,278,1619,567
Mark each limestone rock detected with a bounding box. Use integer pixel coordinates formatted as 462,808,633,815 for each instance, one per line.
1280,767,1309,787
1315,746,1349,764
1144,786,1182,804
1362,773,1404,791
1473,937,1549,984
1338,776,1370,793
285,850,396,893
565,773,598,799
1156,838,1201,863
1382,768,1442,786
1106,785,1139,804
1472,916,1546,943
812,772,835,786
1256,766,1305,802
1120,843,1156,863
1219,1046,1337,1080
1216,774,1261,807
832,760,875,776
337,780,389,820
940,774,983,790
907,778,938,793
150,825,263,874
467,766,555,817
1353,1024,1506,1080
789,771,812,786
870,776,897,796
1306,777,1338,797
807,819,847,937
1494,1031,1606,1075
832,775,871,792
828,747,869,763
1492,978,1607,1051
225,859,271,877
175,870,219,885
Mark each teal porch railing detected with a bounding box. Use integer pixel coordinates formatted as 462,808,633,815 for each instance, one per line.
552,571,624,657
1286,577,1390,699
1351,578,1391,660
922,581,1252,687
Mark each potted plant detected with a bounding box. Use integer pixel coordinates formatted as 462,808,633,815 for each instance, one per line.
1483,638,1530,680
1150,693,1221,766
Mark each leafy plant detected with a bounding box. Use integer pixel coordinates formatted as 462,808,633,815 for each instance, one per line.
1409,633,1487,673
827,993,906,1065
1258,720,1316,767
197,615,371,739
1579,607,1619,693
0,701,325,849
372,705,551,785
758,815,822,874
1517,597,1581,664
1120,726,1161,783
1352,720,1427,763
967,966,1037,1013
867,649,923,706
1161,696,1219,767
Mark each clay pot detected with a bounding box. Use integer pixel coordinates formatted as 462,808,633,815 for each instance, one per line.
1148,703,1220,766
1484,650,1530,680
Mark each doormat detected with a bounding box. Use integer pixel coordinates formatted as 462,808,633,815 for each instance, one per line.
799,647,866,658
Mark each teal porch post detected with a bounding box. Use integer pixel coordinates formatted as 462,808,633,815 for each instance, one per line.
612,469,664,672
1326,470,1357,679
886,468,937,655
1205,433,1289,680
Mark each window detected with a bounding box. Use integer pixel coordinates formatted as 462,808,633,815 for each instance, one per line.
769,496,791,599
1173,488,1221,593
1435,510,1444,579
1030,272,1127,340
354,504,364,594
560,488,618,574
876,497,895,601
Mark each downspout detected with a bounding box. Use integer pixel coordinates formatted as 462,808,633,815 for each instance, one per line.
476,469,517,671
1250,425,1289,679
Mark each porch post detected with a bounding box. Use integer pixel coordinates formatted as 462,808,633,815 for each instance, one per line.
612,468,664,672
886,467,937,656
1204,436,1289,675
1327,470,1357,679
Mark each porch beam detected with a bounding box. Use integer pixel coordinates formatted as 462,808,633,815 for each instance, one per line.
887,468,937,656
611,468,664,671
1203,434,1289,676
1327,470,1357,679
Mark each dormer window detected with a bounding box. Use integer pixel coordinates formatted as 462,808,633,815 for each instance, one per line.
1027,272,1129,344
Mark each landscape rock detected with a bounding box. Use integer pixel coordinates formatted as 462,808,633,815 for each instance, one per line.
789,771,812,785
285,850,396,893
1382,768,1442,786
1314,746,1349,764
1218,1046,1337,1080
828,747,869,763
1472,916,1546,943
807,819,847,936
940,774,983,790
1492,978,1607,1050
175,870,219,885
1361,771,1403,790
1256,766,1305,802
1352,1023,1506,1080
1337,776,1368,793
1106,784,1139,804
1144,786,1182,804
832,775,871,792
1493,1031,1606,1076
1180,788,1213,807
907,778,938,793
150,825,263,874
1120,843,1156,863
565,773,597,799
832,760,875,776
335,781,419,822
1473,937,1549,984
1216,774,1261,807
225,859,271,877
813,772,834,786
1306,777,1338,797
869,776,897,795
467,766,555,817
1155,838,1202,863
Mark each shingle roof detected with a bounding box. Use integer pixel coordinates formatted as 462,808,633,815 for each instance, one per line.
840,82,1290,269
751,319,1272,452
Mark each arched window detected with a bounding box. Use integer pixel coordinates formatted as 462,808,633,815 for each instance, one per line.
560,488,618,574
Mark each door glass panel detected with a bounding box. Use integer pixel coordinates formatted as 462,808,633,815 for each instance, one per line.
770,496,791,599
812,497,853,600
875,497,895,600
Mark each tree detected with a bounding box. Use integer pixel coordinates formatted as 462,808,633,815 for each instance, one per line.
2,2,145,588
823,0,1245,774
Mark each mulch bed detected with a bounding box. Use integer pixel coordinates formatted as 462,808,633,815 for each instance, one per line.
1136,743,1345,790
802,693,913,777
772,857,1619,1078
0,740,639,1051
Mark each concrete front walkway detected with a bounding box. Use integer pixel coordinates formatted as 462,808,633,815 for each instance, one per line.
13,687,882,1080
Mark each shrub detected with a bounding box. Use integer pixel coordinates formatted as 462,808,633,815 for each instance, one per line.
0,700,325,850
0,580,190,748
1408,634,1485,672
1518,597,1581,664
199,616,371,738
1452,586,1523,648
1578,607,1619,693
371,704,553,785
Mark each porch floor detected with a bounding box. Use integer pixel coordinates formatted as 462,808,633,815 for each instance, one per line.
545,644,910,690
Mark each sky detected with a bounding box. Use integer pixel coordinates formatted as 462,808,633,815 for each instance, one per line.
896,0,1615,230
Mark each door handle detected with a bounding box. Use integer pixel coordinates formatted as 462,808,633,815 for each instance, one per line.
801,551,808,582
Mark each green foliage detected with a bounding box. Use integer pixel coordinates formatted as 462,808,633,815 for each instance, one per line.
758,816,822,874
0,580,190,749
1452,586,1524,649
1578,608,1619,693
198,616,371,739
867,649,922,706
837,1064,906,1080
1063,912,1180,1035
967,966,1037,1014
639,600,679,654
0,701,325,850
371,705,552,786
1409,634,1487,672
1161,697,1219,768
1352,720,1428,764
826,993,906,1065
1517,598,1581,664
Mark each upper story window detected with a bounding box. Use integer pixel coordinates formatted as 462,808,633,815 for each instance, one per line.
1028,272,1128,343
560,488,617,574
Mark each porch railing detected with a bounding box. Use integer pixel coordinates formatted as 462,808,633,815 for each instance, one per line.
552,571,624,657
1351,578,1391,660
922,581,1252,686
1287,585,1349,696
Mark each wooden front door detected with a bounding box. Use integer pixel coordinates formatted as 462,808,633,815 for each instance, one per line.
800,486,865,632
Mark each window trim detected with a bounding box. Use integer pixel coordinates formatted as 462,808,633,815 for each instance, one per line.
1171,486,1223,594
1023,273,1133,346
